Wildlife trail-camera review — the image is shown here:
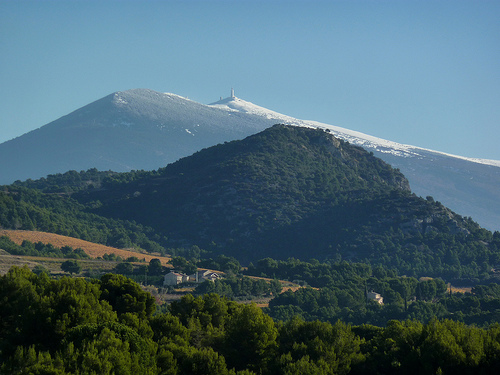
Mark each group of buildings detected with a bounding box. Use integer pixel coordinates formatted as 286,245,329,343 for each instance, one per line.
163,269,221,286
164,269,384,305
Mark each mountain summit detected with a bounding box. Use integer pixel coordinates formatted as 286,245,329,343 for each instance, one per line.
0,89,274,184
1,88,499,231
209,92,295,122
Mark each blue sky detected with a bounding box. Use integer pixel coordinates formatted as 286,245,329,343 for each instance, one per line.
1,0,499,160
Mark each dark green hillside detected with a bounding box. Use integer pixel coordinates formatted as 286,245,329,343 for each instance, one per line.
2,125,498,281
72,125,499,280
0,185,165,252
13,168,156,194
80,125,408,258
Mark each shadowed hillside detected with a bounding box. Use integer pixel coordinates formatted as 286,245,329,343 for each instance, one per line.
67,125,499,280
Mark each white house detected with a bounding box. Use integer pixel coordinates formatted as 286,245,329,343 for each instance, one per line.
367,291,384,305
163,271,189,286
164,270,221,286
188,270,221,283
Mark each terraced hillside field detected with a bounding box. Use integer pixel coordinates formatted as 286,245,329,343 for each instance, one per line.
0,230,171,265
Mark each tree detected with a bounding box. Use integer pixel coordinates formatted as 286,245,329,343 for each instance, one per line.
100,274,156,319
150,314,189,343
277,317,364,375
115,262,134,275
223,303,278,372
0,345,64,374
168,256,197,274
270,279,283,295
184,262,198,275
32,265,49,275
0,266,117,362
163,344,229,375
148,258,163,276
61,260,81,275
169,256,189,270
62,325,157,374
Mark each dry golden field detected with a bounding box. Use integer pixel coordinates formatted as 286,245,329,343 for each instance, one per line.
0,230,307,304
0,229,171,265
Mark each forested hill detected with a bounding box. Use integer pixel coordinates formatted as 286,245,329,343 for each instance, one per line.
58,125,496,279
4,125,498,281
71,125,406,258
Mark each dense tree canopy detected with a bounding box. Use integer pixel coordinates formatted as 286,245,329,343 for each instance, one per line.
3,266,500,374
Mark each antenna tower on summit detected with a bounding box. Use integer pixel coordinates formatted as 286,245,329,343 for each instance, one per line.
231,88,235,98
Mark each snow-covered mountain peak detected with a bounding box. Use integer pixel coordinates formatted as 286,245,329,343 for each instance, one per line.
1,87,499,230
209,96,297,123
112,89,194,104
208,94,500,168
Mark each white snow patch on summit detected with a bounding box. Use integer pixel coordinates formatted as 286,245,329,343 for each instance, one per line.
208,96,500,168
162,92,194,102
209,96,297,124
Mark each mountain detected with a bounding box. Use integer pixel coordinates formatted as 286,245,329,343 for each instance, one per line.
0,89,274,184
3,125,500,281
1,88,499,231
64,125,498,280
210,96,500,233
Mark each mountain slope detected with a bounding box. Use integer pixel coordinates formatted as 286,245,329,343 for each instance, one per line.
86,125,409,244
2,125,499,281
1,88,499,231
70,125,499,281
0,89,274,184
210,97,500,232
0,229,171,264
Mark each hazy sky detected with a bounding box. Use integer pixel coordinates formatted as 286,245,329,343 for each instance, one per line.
1,0,499,160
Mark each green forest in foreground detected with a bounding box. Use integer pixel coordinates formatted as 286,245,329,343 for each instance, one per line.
2,266,500,375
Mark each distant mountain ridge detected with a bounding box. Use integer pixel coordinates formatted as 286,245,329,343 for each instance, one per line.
1,88,499,231
210,94,500,168
0,89,274,183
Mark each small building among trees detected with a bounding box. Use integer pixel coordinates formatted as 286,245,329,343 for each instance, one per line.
163,270,221,286
163,271,189,286
190,269,221,283
367,291,384,305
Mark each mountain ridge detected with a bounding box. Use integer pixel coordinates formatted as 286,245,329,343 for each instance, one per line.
212,95,500,232
209,94,500,167
73,125,497,277
1,88,499,231
3,125,499,282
